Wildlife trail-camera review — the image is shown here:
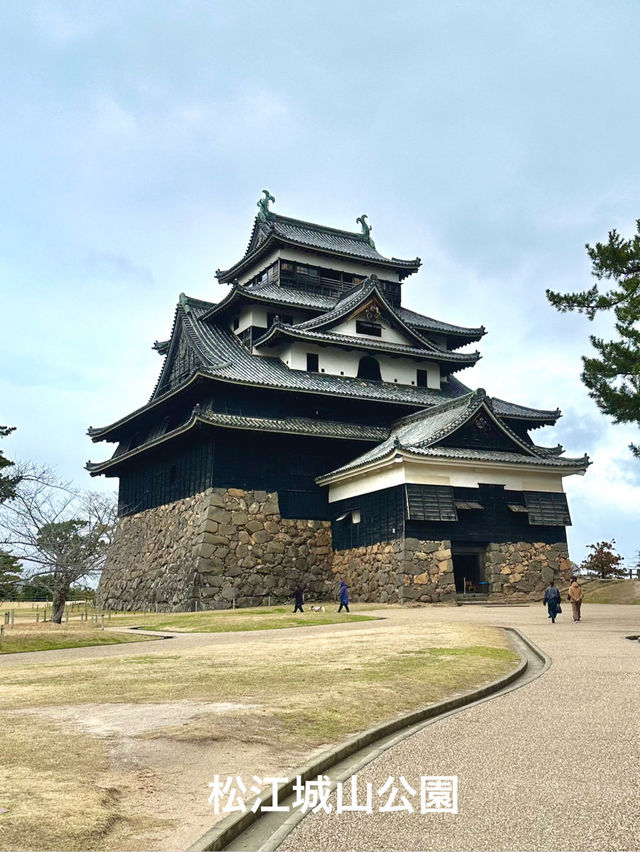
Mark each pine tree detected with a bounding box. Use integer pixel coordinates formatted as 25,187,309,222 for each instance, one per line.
0,425,21,502
546,220,640,457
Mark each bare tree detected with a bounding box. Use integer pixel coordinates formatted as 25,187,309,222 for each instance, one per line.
0,462,117,622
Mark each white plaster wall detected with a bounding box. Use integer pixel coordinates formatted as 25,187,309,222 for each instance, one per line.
279,341,440,387
326,458,571,502
237,251,281,286
234,305,269,333
233,305,308,335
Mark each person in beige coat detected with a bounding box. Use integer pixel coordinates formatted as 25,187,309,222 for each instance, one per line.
568,578,584,622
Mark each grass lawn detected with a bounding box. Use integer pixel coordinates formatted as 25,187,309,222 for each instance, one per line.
0,615,519,851
0,625,155,655
110,604,380,632
581,579,640,604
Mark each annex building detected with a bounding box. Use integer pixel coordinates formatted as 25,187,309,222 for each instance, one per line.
89,192,589,610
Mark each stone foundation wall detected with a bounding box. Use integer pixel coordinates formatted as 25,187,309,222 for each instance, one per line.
485,541,572,599
331,540,404,603
98,488,332,611
401,539,456,603
330,538,456,604
98,492,574,611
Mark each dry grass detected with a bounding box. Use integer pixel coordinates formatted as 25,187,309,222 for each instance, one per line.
581,579,640,604
109,605,379,632
0,616,519,851
0,602,380,633
0,714,163,851
0,623,154,655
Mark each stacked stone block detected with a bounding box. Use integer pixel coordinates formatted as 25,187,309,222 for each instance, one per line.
485,541,572,599
98,486,574,610
98,488,332,611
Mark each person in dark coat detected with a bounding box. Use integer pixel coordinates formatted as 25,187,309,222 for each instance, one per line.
543,579,561,623
293,585,304,614
338,580,350,613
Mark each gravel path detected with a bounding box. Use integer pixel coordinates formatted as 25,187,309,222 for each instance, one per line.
280,604,640,852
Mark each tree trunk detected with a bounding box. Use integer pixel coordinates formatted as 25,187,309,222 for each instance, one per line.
51,588,67,624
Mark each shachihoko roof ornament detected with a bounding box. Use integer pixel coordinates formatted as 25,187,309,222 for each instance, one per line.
257,189,275,220
356,214,376,249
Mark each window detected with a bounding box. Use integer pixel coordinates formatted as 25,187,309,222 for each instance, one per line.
357,356,382,380
307,353,319,372
524,492,572,526
267,312,293,327
406,485,458,521
281,261,293,272
416,369,428,387
356,320,382,337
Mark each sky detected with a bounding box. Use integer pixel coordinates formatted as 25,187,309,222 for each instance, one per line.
1,0,639,566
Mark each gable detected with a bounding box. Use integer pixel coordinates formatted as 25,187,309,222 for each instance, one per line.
436,410,533,455
152,320,203,400
327,295,430,349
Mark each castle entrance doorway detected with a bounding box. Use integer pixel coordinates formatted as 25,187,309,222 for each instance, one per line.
452,544,488,595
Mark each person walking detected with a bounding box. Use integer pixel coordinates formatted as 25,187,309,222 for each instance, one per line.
293,585,304,614
568,578,584,622
338,580,350,613
543,579,561,623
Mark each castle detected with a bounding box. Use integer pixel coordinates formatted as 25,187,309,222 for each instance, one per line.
90,192,588,609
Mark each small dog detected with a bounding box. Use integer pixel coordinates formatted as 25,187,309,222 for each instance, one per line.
310,605,326,613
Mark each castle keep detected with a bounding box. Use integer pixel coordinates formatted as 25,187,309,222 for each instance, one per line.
89,193,589,609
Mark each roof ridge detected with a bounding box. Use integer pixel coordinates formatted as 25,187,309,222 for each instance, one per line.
271,212,371,241
392,389,479,428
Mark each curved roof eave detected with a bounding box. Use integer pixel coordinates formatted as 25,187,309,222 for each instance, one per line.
87,410,386,475
215,233,421,283
253,324,481,367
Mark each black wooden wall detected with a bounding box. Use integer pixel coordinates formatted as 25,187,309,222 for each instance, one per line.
117,426,373,518
330,483,568,551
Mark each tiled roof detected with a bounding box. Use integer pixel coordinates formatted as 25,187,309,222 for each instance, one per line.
216,213,421,282
202,282,337,323
201,282,486,345
290,278,478,362
395,446,588,467
253,324,479,370
318,390,588,480
294,279,384,330
88,295,564,442
87,408,386,475
491,397,561,422
197,409,387,440
396,306,485,342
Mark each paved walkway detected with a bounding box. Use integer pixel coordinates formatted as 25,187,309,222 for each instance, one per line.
280,604,640,852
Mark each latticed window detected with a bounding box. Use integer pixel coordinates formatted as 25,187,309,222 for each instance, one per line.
524,492,572,526
405,485,458,521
